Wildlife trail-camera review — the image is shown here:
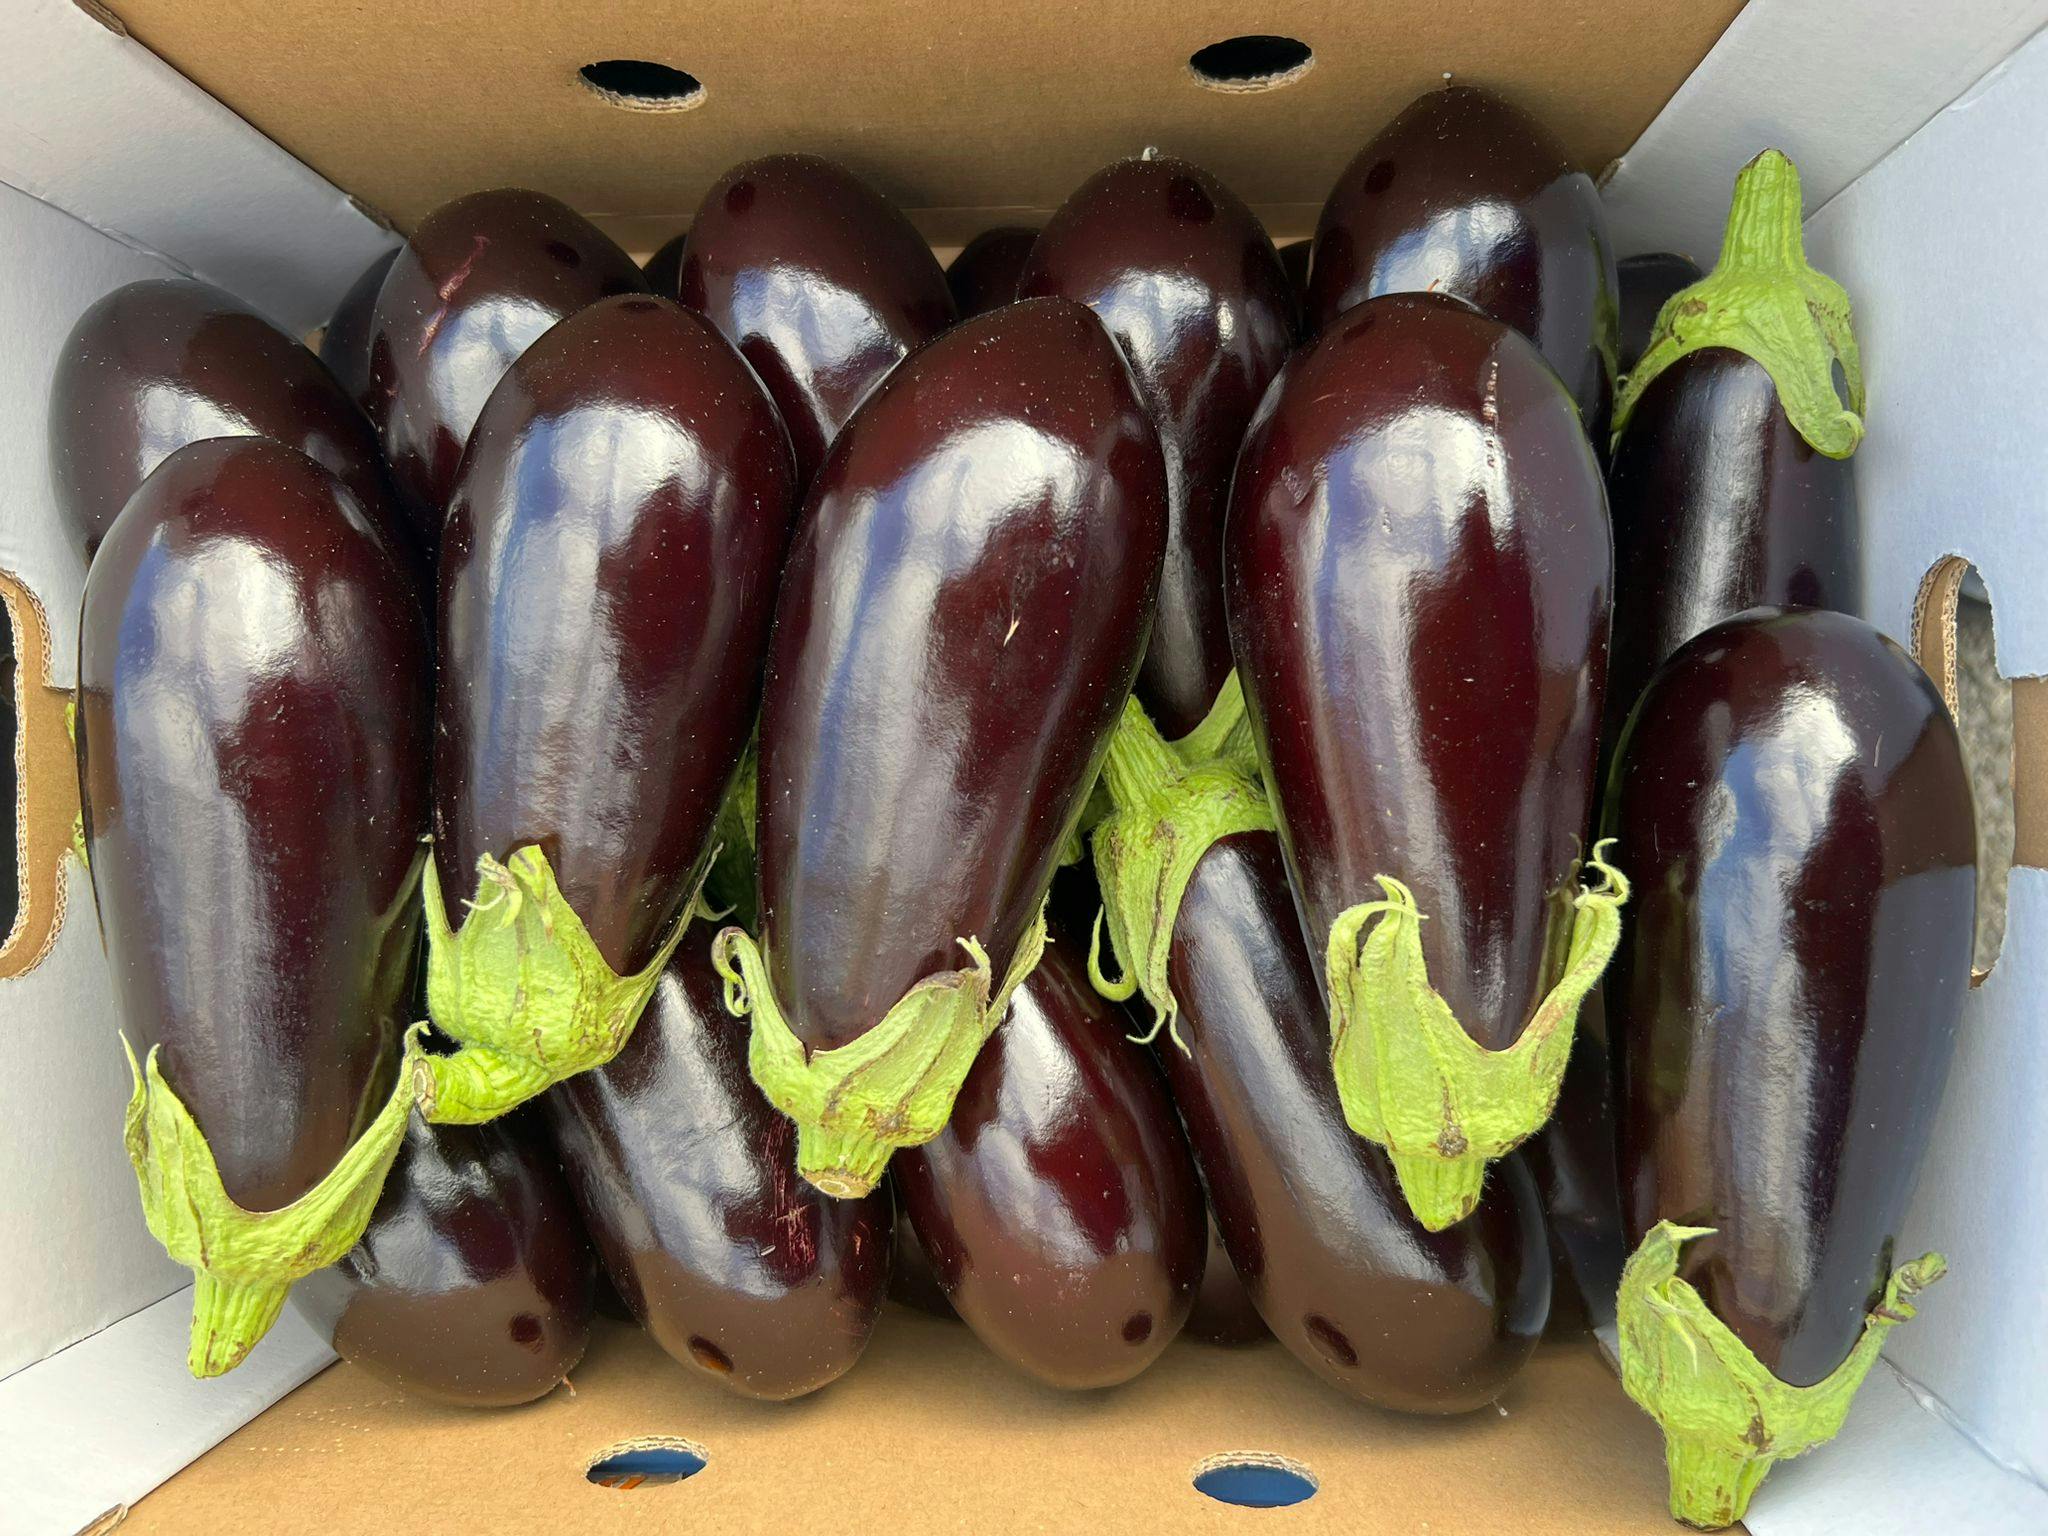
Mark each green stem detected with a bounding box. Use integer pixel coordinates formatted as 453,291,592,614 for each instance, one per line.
1664,1433,1775,1532
188,1274,292,1379
1099,698,1180,812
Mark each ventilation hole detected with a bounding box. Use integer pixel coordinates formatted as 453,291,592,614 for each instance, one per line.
1192,1452,1319,1509
578,60,706,112
1912,557,2015,981
1188,36,1315,93
1303,1313,1358,1368
687,1335,734,1375
0,595,16,947
586,1437,708,1490
1122,1312,1154,1344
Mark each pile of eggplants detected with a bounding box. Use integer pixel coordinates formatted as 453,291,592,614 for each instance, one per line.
62,89,1978,1531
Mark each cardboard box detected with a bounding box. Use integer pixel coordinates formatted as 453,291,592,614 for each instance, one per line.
4,1,2046,1531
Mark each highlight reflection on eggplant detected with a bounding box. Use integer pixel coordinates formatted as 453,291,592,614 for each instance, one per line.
320,248,401,416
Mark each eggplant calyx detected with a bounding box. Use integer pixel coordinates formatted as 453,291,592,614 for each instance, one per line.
419,842,699,1123
1613,149,1864,459
1089,692,1276,1047
1618,1220,1948,1530
1325,842,1629,1231
713,903,1050,1198
704,737,761,931
121,1022,432,1378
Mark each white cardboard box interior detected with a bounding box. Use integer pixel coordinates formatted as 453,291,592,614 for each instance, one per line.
2,1,2045,1532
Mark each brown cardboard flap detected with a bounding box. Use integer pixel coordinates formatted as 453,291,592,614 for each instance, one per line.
108,2,1746,245
131,1312,1682,1534
0,570,79,980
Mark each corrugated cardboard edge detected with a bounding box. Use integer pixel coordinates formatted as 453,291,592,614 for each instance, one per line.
0,569,78,979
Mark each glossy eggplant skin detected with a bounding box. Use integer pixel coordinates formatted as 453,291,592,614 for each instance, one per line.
77,438,430,1210
545,943,892,1400
1608,608,1974,1387
319,249,401,416
1226,293,1611,1052
1615,251,1701,376
1603,348,1860,750
1163,831,1549,1410
51,279,404,563
369,189,647,548
1309,86,1618,436
1522,986,1626,1319
757,298,1167,1051
292,1112,596,1407
642,232,688,296
896,944,1204,1388
435,295,793,975
1186,1216,1269,1346
947,226,1037,318
679,154,955,487
1021,156,1295,737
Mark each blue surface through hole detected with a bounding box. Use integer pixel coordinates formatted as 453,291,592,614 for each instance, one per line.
1193,1458,1318,1509
587,1445,706,1489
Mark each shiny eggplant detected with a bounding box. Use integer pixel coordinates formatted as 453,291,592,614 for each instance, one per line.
715,298,1167,1197
1185,1217,1268,1346
292,1112,596,1407
1519,985,1627,1322
1021,154,1294,738
1309,85,1618,435
368,188,646,549
1226,291,1617,1231
679,154,955,487
895,943,1203,1388
320,249,401,416
77,437,431,1374
1604,153,1863,752
50,278,406,564
642,232,688,296
1606,607,1972,1528
1615,251,1700,376
545,943,891,1401
946,225,1036,318
1162,829,1549,1409
423,294,794,1123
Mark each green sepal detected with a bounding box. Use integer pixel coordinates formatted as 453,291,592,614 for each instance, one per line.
419,842,697,1124
1326,841,1629,1231
1087,689,1275,1046
712,903,1050,1198
1618,1220,1947,1530
122,1022,431,1378
705,738,761,931
1165,670,1250,764
1614,149,1864,458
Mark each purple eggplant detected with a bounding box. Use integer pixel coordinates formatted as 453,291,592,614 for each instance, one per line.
545,944,891,1401
946,226,1036,318
368,189,646,550
423,294,794,1123
77,437,431,1374
1021,154,1294,738
1226,291,1617,1231
678,154,955,488
1185,1217,1268,1346
319,248,401,417
714,298,1167,1197
1606,608,1971,1527
895,943,1203,1388
292,1111,596,1407
1309,85,1617,436
1616,251,1701,376
50,278,408,565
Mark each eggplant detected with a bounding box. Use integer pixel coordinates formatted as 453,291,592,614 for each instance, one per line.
368,188,646,550
887,1204,956,1318
1309,85,1618,436
1185,1217,1268,1346
292,1111,596,1407
1519,985,1627,1321
1225,291,1619,1231
1021,154,1294,738
678,154,955,487
545,943,891,1400
895,943,1203,1388
1605,153,1863,753
1606,607,1972,1528
713,298,1167,1197
642,231,688,296
1616,251,1701,377
319,248,401,417
77,437,431,1375
422,294,794,1124
50,278,408,565
946,225,1037,318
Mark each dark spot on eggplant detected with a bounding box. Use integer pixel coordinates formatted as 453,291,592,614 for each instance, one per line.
725,180,756,217
1342,312,1376,342
615,297,662,315
1363,159,1396,194
1303,1313,1358,1368
687,1335,734,1374
1165,175,1216,225
1122,1311,1154,1344
544,240,583,269
509,1312,544,1350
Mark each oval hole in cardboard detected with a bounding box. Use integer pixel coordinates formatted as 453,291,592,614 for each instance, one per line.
1191,1451,1318,1508
2,597,18,944
1912,556,2017,981
578,60,705,112
1187,36,1315,93
585,1436,708,1490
